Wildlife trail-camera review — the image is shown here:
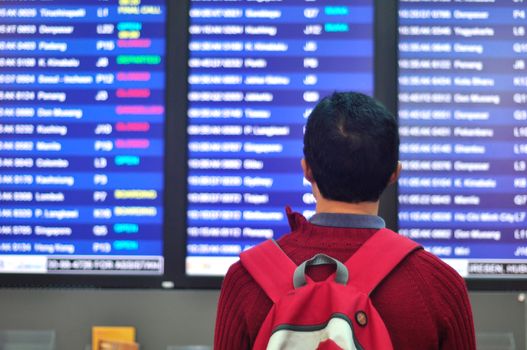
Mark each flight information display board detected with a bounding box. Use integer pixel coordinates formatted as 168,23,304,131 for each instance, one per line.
0,0,166,275
186,0,374,276
398,1,527,279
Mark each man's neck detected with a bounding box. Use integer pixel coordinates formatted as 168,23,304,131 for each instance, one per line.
315,197,379,216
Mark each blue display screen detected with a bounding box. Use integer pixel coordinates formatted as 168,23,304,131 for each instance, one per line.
0,0,166,275
398,1,527,278
186,1,374,276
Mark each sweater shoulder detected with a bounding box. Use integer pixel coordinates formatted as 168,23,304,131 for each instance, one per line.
216,261,272,349
223,260,249,284
221,260,265,303
400,248,472,319
404,248,467,288
402,250,476,348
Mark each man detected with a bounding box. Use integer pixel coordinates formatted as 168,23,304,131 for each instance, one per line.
215,92,476,349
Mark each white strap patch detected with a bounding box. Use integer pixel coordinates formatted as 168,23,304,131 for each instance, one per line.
267,317,358,350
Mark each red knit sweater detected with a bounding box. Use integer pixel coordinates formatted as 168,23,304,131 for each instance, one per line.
214,211,476,350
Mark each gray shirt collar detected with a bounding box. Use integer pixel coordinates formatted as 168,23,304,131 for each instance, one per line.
309,212,385,229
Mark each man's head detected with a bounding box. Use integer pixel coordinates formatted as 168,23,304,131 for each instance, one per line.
303,92,399,203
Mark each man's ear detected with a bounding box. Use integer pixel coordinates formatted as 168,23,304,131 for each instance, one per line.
388,161,402,185
301,158,314,183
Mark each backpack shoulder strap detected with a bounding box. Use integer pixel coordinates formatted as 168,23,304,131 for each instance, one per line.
240,240,298,304
344,228,421,294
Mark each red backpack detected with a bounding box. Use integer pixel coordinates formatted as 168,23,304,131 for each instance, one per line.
240,228,421,350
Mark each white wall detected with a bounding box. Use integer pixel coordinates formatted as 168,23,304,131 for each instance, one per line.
0,290,525,349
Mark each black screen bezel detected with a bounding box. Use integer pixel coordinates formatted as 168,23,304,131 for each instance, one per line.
392,1,527,291
176,0,391,289
0,0,181,289
175,0,527,291
2,1,524,291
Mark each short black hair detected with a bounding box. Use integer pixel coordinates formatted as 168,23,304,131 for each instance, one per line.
303,92,399,203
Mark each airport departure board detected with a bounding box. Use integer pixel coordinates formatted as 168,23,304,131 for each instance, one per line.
186,0,374,276
398,1,527,278
0,0,166,275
